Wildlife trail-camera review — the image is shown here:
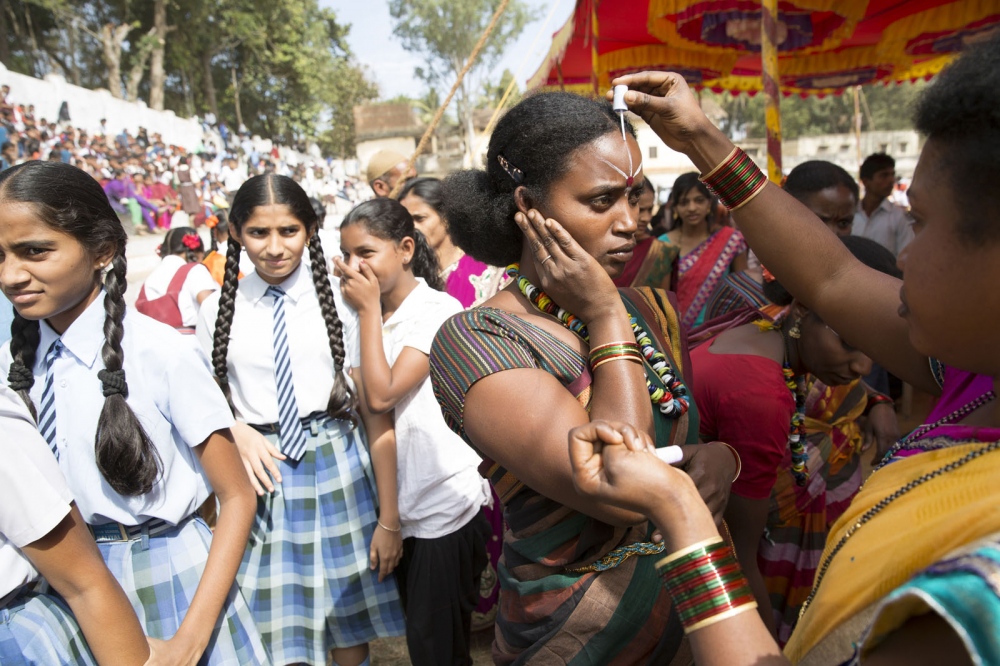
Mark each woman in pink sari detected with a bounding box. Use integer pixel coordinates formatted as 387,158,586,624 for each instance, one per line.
660,172,748,328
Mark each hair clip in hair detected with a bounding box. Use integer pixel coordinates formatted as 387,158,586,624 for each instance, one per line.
182,234,202,250
497,154,524,184
205,215,219,229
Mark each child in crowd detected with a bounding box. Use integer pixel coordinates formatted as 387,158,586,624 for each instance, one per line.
0,384,151,666
0,160,268,665
203,213,243,286
197,174,405,666
335,198,490,666
136,226,218,333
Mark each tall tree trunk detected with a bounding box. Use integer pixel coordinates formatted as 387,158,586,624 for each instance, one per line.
99,23,131,99
148,0,167,110
231,66,243,130
180,67,194,117
125,27,155,102
201,49,218,117
0,0,10,67
67,17,81,86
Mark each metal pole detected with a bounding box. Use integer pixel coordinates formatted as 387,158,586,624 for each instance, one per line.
761,0,782,182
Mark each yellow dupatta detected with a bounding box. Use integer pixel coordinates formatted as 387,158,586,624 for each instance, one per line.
785,439,1000,665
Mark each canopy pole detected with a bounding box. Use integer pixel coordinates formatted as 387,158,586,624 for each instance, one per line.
590,0,600,95
761,0,782,183
387,0,511,198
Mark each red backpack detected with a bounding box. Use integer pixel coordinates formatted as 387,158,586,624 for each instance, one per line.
135,262,199,333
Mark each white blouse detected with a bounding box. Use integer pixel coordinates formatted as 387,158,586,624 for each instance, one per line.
0,293,235,526
196,262,360,425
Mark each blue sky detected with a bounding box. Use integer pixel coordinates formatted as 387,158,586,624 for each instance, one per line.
322,0,574,100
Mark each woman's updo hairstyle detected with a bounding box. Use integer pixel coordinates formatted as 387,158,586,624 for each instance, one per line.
160,226,204,262
764,235,902,306
1,160,161,496
667,172,717,231
914,33,1000,244
341,198,445,291
442,92,635,267
212,173,357,422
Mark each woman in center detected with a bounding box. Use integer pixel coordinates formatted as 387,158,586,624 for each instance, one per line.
429,92,736,664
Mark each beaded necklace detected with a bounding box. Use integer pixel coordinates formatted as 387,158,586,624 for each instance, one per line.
873,390,997,472
754,318,809,485
505,263,690,418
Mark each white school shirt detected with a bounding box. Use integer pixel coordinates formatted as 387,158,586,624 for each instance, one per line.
141,255,219,327
196,262,360,425
852,198,914,256
382,279,489,539
0,386,74,601
0,293,235,526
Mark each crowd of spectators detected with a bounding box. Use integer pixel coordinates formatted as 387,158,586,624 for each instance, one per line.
0,84,372,234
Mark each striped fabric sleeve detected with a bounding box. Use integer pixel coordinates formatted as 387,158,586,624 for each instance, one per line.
430,309,538,441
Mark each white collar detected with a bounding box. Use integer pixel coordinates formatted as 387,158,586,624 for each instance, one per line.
242,260,313,306
38,290,107,369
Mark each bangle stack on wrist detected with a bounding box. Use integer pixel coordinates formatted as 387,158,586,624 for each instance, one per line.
700,147,769,211
588,342,643,372
656,537,757,634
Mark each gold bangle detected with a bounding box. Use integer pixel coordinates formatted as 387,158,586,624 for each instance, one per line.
720,442,742,482
590,354,643,371
377,520,401,533
684,602,758,634
699,146,738,181
654,536,724,571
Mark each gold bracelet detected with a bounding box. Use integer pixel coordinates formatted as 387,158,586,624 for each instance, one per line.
654,536,724,571
377,520,401,533
721,442,742,482
591,354,644,371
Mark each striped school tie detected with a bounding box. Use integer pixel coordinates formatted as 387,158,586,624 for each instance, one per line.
266,286,309,461
38,339,64,458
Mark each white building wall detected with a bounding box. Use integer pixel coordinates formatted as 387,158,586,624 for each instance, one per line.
1,63,205,150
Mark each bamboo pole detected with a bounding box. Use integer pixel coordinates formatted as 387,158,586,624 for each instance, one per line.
387,0,512,199
761,0,783,183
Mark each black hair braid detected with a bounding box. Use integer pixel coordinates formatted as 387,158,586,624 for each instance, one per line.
95,253,163,496
410,229,445,291
7,313,41,420
210,236,241,413
306,234,358,423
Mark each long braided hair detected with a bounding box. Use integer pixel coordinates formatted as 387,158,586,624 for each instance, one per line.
211,174,357,422
2,161,162,496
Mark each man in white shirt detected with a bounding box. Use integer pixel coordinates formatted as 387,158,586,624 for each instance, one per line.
852,152,914,255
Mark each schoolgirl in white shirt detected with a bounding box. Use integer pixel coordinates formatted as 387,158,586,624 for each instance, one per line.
0,161,268,665
0,386,150,666
196,174,405,666
136,226,218,331
335,198,491,666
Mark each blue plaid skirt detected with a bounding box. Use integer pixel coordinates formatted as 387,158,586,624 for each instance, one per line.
240,418,405,664
0,587,97,665
97,516,271,665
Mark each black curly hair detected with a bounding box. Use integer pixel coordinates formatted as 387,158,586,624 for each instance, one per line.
441,92,636,267
913,33,1000,244
212,174,357,423
1,161,162,496
340,198,445,291
784,160,860,204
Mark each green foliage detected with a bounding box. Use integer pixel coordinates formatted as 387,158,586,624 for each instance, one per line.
388,0,534,160
4,0,378,155
703,81,927,140
481,68,521,109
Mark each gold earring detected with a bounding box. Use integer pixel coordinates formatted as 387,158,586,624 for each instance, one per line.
789,317,802,339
